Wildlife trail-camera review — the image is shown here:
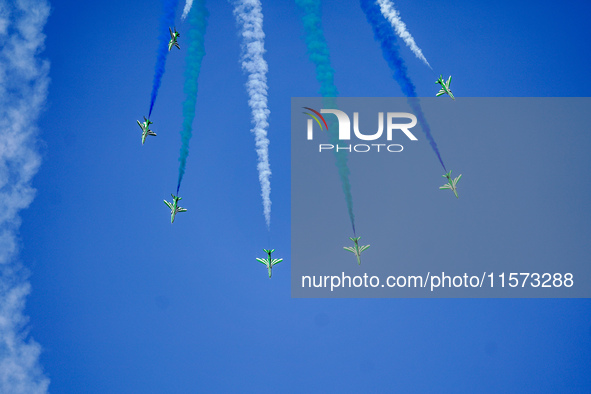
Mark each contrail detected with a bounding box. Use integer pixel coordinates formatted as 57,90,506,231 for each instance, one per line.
376,0,431,68
148,0,180,118
0,0,51,392
176,0,208,193
361,0,446,171
181,0,193,21
233,0,272,229
295,0,356,234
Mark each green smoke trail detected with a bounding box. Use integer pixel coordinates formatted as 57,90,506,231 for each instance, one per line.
177,0,208,193
295,0,356,234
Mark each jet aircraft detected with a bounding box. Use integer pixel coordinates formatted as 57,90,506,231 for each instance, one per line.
256,249,283,278
168,27,180,51
137,116,156,145
343,237,370,265
163,194,187,223
435,75,455,100
439,170,462,198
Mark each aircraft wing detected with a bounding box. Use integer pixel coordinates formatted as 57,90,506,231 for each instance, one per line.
137,120,144,130
256,258,269,266
271,258,283,266
148,130,157,136
164,200,173,210
343,246,356,254
453,174,462,186
439,184,451,190
359,245,370,252
436,89,446,97
169,27,173,38
177,207,187,213
446,75,452,87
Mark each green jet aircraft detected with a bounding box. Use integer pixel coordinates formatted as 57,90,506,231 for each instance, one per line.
256,249,283,278
435,75,455,100
168,27,180,51
439,170,462,198
137,116,156,145
344,237,370,265
163,194,187,223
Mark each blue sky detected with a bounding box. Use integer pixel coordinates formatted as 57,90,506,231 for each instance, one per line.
2,0,590,392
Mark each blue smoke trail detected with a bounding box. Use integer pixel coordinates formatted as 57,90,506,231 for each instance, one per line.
360,0,447,171
296,0,356,234
148,0,180,118
176,0,208,193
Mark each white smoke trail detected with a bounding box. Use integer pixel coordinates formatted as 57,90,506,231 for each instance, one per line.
181,0,193,21
233,0,272,228
376,0,431,68
0,0,50,392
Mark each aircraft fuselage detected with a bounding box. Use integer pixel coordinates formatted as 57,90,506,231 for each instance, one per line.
170,200,180,223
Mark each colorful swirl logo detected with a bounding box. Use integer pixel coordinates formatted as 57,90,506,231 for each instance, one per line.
302,107,328,130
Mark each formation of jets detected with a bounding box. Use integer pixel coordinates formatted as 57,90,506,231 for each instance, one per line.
138,26,179,146
163,194,188,223
440,170,462,198
344,237,370,265
435,75,454,100
434,75,461,197
137,116,156,145
168,27,180,51
256,249,283,278
138,29,185,221
137,27,459,275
